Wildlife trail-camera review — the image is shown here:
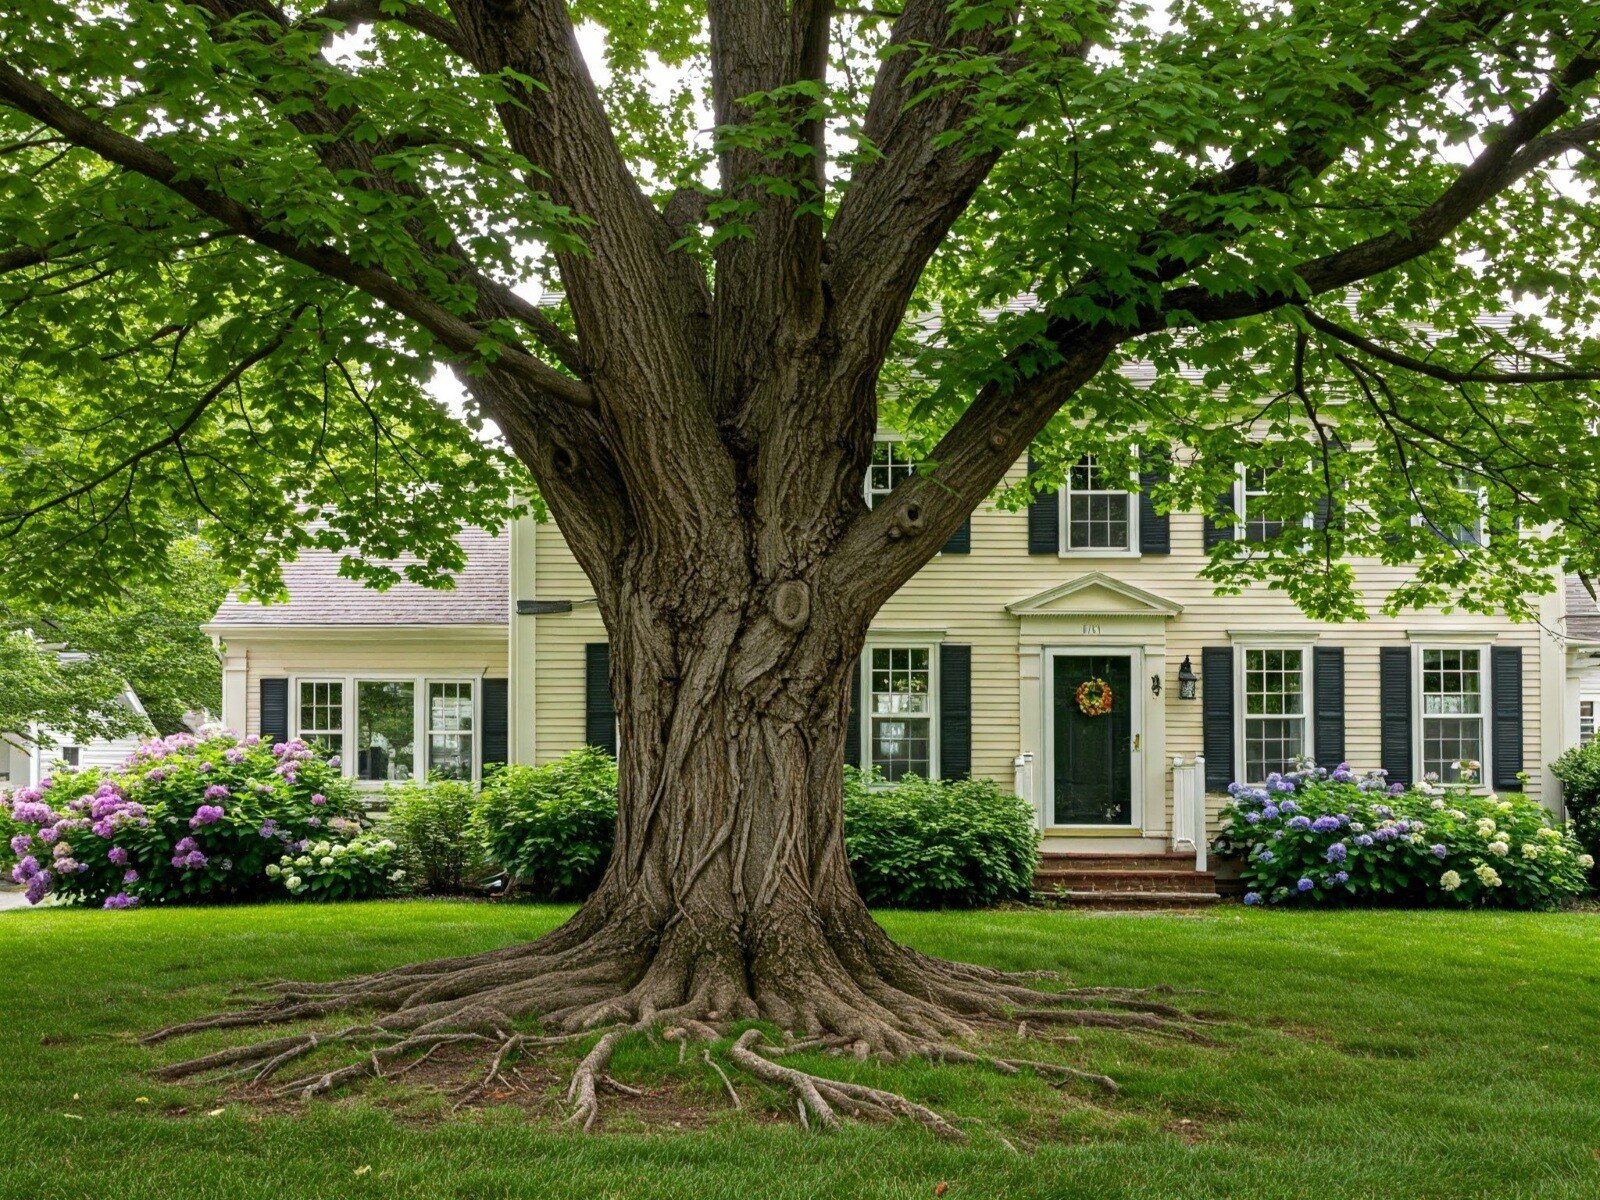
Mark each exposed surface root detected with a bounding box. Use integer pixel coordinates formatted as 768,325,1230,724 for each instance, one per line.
142,914,1221,1140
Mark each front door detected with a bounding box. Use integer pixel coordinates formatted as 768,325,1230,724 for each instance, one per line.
1051,653,1134,826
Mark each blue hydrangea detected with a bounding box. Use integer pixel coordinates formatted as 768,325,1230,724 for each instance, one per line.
1262,804,1280,820
1432,844,1448,858
1311,815,1341,833
1325,842,1347,863
1287,815,1313,830
1278,798,1300,813
1355,834,1374,847
1243,892,1262,906
1331,871,1349,884
1257,849,1275,864
1297,877,1315,892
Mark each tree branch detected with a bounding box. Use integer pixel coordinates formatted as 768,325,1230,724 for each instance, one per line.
0,58,595,410
1302,308,1600,384
299,0,473,59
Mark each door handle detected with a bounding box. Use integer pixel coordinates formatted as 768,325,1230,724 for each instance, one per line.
1133,734,1141,751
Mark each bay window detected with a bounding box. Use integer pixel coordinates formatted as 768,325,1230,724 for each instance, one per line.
293,676,480,784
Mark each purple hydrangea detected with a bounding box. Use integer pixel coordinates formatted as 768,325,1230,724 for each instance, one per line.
1257,849,1275,864
24,870,51,904
1331,764,1355,783
1296,877,1315,892
1388,783,1406,796
1355,834,1374,847
1432,844,1448,858
1243,892,1263,906
259,819,279,838
1277,799,1300,813
1325,842,1347,863
1287,815,1313,831
306,816,321,827
196,762,214,774
174,836,198,854
189,804,225,828
10,801,56,826
8,834,28,856
1244,811,1261,824
1262,804,1280,820
1331,871,1349,884
11,855,40,882
107,846,129,865
203,784,230,801
176,850,208,870
123,868,139,884
146,768,168,783
1311,815,1341,833
328,756,341,768
310,793,326,806
37,825,59,845
225,747,246,764
102,893,137,910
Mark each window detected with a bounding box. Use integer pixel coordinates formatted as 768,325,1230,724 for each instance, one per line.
1063,455,1133,552
426,681,474,780
298,681,344,757
866,646,934,782
60,746,80,767
1419,648,1484,783
1242,648,1308,781
1581,699,1596,745
865,439,916,508
357,680,415,782
1238,466,1283,543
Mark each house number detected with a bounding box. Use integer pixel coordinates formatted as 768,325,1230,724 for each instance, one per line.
1081,623,1101,635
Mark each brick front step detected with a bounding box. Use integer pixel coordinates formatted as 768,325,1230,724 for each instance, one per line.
1033,868,1218,895
1032,889,1222,909
1038,851,1203,872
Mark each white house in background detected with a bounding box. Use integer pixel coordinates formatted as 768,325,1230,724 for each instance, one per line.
1562,577,1600,748
0,653,154,788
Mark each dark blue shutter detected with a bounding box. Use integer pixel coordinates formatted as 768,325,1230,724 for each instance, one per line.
1312,647,1346,768
941,517,971,555
1491,646,1524,792
844,657,862,769
1203,483,1236,548
1138,447,1170,555
939,644,972,780
481,678,508,769
260,678,289,744
1026,453,1058,555
584,643,616,757
1380,646,1413,787
1202,647,1234,791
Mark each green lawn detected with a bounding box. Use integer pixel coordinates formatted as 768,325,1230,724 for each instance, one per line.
2,901,1598,1200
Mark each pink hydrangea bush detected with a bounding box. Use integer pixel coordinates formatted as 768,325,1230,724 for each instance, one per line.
1,731,395,908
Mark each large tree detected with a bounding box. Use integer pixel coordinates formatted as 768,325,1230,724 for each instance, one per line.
2,0,1599,1129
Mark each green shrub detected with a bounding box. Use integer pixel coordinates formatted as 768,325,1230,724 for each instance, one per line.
1,730,393,908
841,767,1039,908
471,748,618,900
384,778,488,893
1214,765,1591,909
1550,740,1600,887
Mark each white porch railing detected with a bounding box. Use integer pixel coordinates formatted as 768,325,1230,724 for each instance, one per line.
1171,755,1207,871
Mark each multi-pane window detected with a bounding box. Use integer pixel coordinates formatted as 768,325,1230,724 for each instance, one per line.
1242,648,1307,781
867,646,933,782
865,439,917,508
1063,455,1133,551
1581,699,1596,745
298,681,345,757
1239,467,1283,543
1420,648,1484,782
61,746,80,767
426,681,474,780
357,680,415,782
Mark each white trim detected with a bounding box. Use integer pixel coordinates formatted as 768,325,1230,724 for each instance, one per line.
1007,572,1182,618
859,640,940,782
1411,642,1490,786
1042,646,1144,830
1233,641,1314,784
1057,453,1141,558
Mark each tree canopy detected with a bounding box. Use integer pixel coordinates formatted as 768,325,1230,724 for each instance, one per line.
0,0,1597,620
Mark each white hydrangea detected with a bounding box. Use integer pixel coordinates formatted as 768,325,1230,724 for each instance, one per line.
285,875,302,889
266,863,281,877
313,841,332,857
1521,844,1541,859
1408,833,1426,846
1440,870,1462,891
1474,863,1502,887
1449,809,1467,820
1430,798,1446,810
1580,854,1596,869
1349,822,1365,833
1476,818,1498,837
1487,841,1509,857
295,855,312,868
1537,827,1562,842
388,869,406,882
319,856,334,868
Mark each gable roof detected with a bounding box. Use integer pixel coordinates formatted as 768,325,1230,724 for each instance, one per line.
1006,572,1183,618
208,527,508,629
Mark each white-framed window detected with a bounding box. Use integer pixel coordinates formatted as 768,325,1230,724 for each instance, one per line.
291,674,480,785
426,680,475,780
1581,698,1596,745
60,746,80,768
865,437,917,508
1239,646,1310,782
297,680,345,758
862,644,937,782
1061,454,1136,553
1417,647,1485,783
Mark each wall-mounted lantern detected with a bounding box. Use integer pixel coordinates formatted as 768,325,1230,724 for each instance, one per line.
1177,655,1198,701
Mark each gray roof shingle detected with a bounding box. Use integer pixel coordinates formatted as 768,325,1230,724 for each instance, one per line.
1567,575,1600,642
209,527,508,628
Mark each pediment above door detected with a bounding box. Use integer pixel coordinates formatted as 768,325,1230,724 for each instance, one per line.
1006,572,1183,620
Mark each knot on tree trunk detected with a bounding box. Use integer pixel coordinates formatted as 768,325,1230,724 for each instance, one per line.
770,579,811,631
887,501,925,541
